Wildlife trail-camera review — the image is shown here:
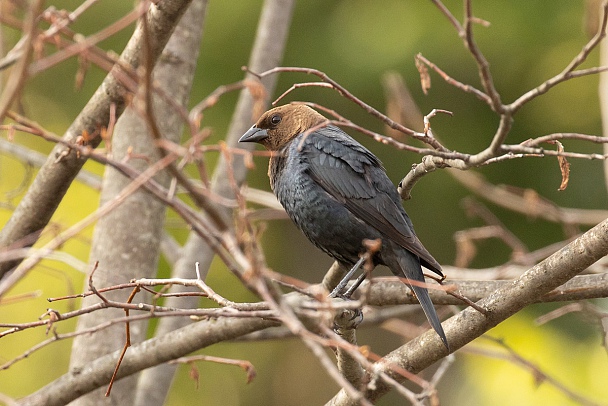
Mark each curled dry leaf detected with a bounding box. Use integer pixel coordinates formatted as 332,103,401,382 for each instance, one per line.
554,140,570,191
244,79,268,120
240,361,257,384
415,54,431,95
189,364,200,389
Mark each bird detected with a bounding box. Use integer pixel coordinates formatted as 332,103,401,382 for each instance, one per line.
239,103,448,349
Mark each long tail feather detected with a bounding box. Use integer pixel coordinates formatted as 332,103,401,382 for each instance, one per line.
395,249,449,350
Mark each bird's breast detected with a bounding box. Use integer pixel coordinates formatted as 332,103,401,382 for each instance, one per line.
270,154,380,266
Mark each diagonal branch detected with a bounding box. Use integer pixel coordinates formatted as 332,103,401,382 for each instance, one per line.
328,218,608,405
0,0,194,280
15,315,278,406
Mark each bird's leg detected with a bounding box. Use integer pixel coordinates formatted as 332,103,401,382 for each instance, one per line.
329,256,366,298
342,270,368,298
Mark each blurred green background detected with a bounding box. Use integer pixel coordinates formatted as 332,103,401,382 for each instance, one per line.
1,0,607,405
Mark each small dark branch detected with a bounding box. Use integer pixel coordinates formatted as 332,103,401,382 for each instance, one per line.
510,1,608,112
2,114,249,284
0,0,42,123
442,283,488,315
502,144,608,160
462,0,504,113
538,302,608,352
248,66,449,149
398,155,450,200
423,109,453,134
331,120,451,156
189,80,253,124
299,101,452,154
88,262,108,304
28,3,148,75
106,286,140,396
474,113,514,164
430,0,464,35
524,132,608,146
273,81,334,104
415,53,491,105
169,355,257,384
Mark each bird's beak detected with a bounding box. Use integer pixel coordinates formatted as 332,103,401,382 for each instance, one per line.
239,125,268,143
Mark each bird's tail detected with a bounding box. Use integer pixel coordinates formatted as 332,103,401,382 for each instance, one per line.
395,250,449,350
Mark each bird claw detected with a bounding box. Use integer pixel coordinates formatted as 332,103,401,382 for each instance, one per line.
332,303,363,331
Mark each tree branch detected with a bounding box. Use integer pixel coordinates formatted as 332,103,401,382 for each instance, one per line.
329,218,608,404
16,315,278,406
0,0,194,280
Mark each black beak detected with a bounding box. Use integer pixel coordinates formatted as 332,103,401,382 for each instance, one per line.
239,125,268,143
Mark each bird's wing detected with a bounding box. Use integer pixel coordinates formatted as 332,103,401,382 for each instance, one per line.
301,127,443,276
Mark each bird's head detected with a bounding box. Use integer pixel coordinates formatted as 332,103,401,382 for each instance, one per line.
239,104,327,151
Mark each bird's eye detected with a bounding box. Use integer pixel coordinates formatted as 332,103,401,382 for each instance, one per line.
270,114,281,125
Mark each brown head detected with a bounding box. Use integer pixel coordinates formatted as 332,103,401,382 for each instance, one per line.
239,104,327,151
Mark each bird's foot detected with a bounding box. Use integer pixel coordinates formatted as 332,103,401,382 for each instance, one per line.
331,298,363,331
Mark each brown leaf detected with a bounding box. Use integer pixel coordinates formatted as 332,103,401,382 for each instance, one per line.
189,364,200,389
244,79,268,120
555,141,570,191
415,54,431,95
240,361,257,384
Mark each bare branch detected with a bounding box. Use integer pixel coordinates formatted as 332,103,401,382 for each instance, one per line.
15,315,278,406
510,1,608,112
0,0,194,279
329,218,608,404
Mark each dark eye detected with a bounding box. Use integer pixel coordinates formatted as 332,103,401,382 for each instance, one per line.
270,114,281,125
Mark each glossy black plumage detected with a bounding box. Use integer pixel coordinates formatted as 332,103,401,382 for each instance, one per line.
239,104,448,348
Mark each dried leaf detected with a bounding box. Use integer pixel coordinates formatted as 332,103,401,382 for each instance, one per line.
415,55,431,95
75,54,90,91
189,364,200,389
244,79,268,120
555,141,570,191
240,361,257,384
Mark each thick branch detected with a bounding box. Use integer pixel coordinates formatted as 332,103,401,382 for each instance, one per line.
16,316,278,406
68,1,206,404
366,273,608,306
133,1,295,404
329,218,608,405
0,0,193,279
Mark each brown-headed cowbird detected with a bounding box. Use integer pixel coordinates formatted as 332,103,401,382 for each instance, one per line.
239,104,448,348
